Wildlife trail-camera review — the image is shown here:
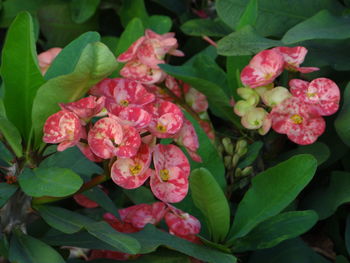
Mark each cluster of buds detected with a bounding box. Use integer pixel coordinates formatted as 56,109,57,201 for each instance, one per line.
42,30,214,205
85,201,200,260
235,47,340,145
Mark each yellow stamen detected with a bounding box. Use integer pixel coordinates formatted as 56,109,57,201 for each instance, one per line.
156,123,167,132
306,92,316,98
290,114,303,124
159,169,169,182
130,163,142,175
119,99,129,106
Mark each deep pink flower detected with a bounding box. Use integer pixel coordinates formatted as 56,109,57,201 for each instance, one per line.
145,100,184,138
73,193,99,208
273,46,319,73
165,76,182,98
289,78,340,116
76,142,103,162
270,97,326,145
111,144,152,189
37,47,62,75
117,36,146,63
43,110,82,151
89,250,137,261
103,213,139,233
59,96,105,123
241,49,284,88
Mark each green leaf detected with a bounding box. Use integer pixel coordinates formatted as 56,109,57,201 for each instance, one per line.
40,146,103,181
83,187,120,218
236,0,258,30
70,0,100,24
1,11,45,140
101,36,119,55
230,154,317,239
9,230,65,263
0,116,22,157
181,18,233,37
248,238,330,263
282,10,350,44
217,25,282,56
45,31,101,80
230,210,318,251
118,0,148,28
301,171,350,220
32,42,118,147
85,221,141,254
35,205,94,234
238,141,263,169
148,15,172,34
123,186,156,204
19,167,83,197
216,0,342,37
345,214,350,256
0,183,17,207
335,82,350,146
336,256,350,263
190,168,230,242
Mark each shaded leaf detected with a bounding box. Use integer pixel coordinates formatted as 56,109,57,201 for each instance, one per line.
70,0,100,24
238,141,263,169
181,18,232,37
0,183,17,207
0,116,22,157
236,0,258,30
335,82,350,146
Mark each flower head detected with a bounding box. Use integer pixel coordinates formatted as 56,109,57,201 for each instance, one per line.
38,47,62,75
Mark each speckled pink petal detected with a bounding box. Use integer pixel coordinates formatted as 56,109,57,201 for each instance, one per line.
289,79,309,97
153,144,190,177
287,116,325,145
77,142,103,162
185,87,208,113
90,78,117,98
103,213,140,233
118,107,151,129
117,36,145,62
137,40,165,69
120,60,166,84
150,167,189,203
111,144,152,189
87,117,123,159
165,76,182,98
241,49,284,88
114,125,141,158
43,110,82,151
165,205,201,236
297,67,320,73
73,193,99,208
60,96,105,121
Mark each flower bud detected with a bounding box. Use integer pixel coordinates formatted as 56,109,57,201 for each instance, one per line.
232,154,240,168
235,139,248,153
235,168,242,178
234,100,255,117
242,166,253,176
224,155,232,169
241,107,268,130
254,83,274,97
237,87,259,102
258,115,272,135
222,137,234,155
262,86,291,107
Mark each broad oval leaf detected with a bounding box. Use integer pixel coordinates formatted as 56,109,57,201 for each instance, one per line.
230,210,318,251
181,18,232,37
1,11,45,141
0,183,18,207
335,82,350,146
0,116,23,157
19,167,83,197
190,168,230,242
229,154,317,239
236,0,258,30
9,230,65,263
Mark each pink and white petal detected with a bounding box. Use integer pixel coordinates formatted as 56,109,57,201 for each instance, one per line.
287,116,325,145
165,210,201,236
117,36,145,62
118,107,152,129
73,193,99,208
174,118,199,153
120,60,166,84
289,79,309,97
115,125,141,158
151,202,168,223
77,142,103,162
273,46,307,67
297,66,319,73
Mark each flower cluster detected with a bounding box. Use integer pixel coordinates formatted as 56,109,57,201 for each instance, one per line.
86,201,200,260
42,30,211,204
235,47,340,145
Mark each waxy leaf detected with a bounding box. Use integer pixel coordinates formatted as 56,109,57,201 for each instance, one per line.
9,230,65,263
1,12,45,141
181,18,232,37
190,168,230,242
231,210,318,251
229,154,317,239
335,82,350,147
236,0,258,30
0,116,23,157
70,0,100,24
0,183,17,207
19,167,83,197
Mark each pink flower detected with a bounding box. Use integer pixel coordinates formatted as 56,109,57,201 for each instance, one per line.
165,76,182,98
289,78,340,116
76,142,103,162
165,205,201,240
241,49,284,88
59,96,105,123
103,213,139,233
150,144,190,203
183,85,209,113
43,110,83,151
270,97,326,145
145,100,184,138
111,144,152,189
73,193,99,208
273,46,319,73
37,47,62,75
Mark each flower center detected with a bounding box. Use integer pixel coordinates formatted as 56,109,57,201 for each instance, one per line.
119,99,129,106
306,92,317,98
290,114,303,124
130,163,142,175
159,169,170,182
156,123,167,132
264,72,273,80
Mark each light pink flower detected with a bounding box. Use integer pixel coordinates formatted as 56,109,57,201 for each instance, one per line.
165,76,182,98
43,110,82,151
76,142,103,162
273,46,319,73
241,49,284,88
111,144,152,189
37,47,62,75
289,78,340,116
183,84,209,113
270,97,326,145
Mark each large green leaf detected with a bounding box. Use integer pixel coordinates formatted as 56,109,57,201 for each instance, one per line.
301,171,350,220
32,41,118,147
248,238,330,263
118,0,149,28
70,0,100,24
0,183,17,207
18,167,83,197
237,141,263,169
236,0,258,30
345,214,350,256
282,10,350,44
217,25,282,56
1,12,45,140
229,154,317,239
190,168,230,242
226,55,251,100
0,116,23,157
9,230,65,263
45,31,101,80
181,18,232,37
216,0,342,37
148,15,172,34
230,210,318,251
85,221,141,254
335,82,350,146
